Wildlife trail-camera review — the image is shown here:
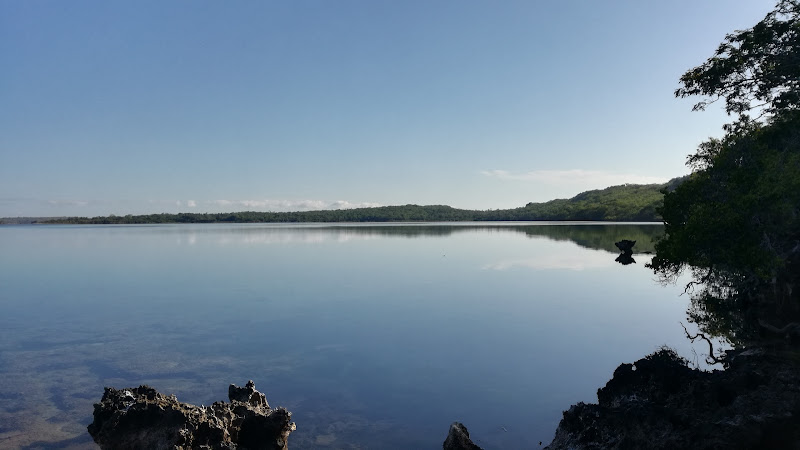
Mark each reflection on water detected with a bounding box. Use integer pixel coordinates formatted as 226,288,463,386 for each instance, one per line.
0,222,704,449
120,222,665,253
682,270,800,353
615,253,636,266
483,247,626,271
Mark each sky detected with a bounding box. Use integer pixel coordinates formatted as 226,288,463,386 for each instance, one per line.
0,0,778,217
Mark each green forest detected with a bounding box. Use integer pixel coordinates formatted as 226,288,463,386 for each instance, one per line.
648,0,800,346
32,178,683,224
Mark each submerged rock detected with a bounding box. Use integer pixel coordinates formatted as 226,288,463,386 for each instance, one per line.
545,347,800,449
87,380,295,450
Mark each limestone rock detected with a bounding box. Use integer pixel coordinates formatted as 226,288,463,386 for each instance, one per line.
229,380,269,408
443,422,483,450
545,347,800,449
87,381,294,450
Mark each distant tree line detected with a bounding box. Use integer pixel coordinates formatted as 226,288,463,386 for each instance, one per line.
38,179,684,225
0,217,64,225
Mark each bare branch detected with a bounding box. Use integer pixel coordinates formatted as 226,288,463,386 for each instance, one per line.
681,322,725,365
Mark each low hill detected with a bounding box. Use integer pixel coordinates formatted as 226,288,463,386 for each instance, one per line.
35,177,685,224
486,180,684,222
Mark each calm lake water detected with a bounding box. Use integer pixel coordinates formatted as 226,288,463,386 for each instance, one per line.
0,222,704,449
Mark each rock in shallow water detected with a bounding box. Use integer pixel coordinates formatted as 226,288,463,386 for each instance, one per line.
443,422,483,450
614,239,636,253
87,380,295,450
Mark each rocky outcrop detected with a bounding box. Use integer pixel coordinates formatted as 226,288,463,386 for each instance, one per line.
614,239,636,253
87,380,295,450
545,347,800,449
614,240,637,264
443,422,483,450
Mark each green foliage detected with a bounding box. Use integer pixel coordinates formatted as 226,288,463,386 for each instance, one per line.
652,92,800,283
529,183,667,221
652,0,800,325
43,205,479,224
646,1,800,348
676,0,800,117
652,100,800,279
483,182,671,222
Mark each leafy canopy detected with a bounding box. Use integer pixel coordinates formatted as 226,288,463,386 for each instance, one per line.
650,113,800,281
650,1,800,346
651,0,800,298
676,0,800,118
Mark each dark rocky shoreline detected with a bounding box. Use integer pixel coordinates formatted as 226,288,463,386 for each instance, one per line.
88,344,800,449
544,346,800,449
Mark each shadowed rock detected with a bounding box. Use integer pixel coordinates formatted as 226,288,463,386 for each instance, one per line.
545,347,800,449
87,381,294,450
229,380,269,408
614,239,636,253
443,422,483,450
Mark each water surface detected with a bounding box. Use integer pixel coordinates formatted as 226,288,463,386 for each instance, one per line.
0,223,702,448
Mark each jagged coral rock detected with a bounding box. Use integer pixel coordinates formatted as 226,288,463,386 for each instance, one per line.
443,422,483,450
545,348,800,449
87,381,294,450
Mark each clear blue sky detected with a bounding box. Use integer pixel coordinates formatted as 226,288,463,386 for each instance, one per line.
0,0,776,216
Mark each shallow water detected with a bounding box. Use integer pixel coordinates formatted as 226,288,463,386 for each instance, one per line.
0,222,704,448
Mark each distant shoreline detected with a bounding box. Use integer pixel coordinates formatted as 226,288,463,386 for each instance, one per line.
1,179,685,225
1,219,665,225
